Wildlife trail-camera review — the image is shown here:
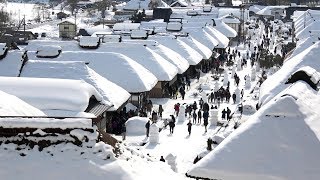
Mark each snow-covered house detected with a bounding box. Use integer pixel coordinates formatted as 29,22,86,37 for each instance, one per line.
204,26,229,51
187,80,320,180
177,35,212,61
219,14,241,35
26,50,158,108
170,0,188,7
213,19,238,38
256,6,287,20
123,0,169,10
148,35,203,77
0,77,108,119
0,90,45,117
259,42,320,107
58,20,77,39
20,60,131,133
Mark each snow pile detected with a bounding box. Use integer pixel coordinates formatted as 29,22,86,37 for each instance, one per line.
85,25,111,35
187,81,320,180
0,90,45,117
166,22,182,31
113,23,140,31
130,30,148,39
79,36,100,47
36,45,62,58
0,76,104,113
149,123,160,143
21,60,130,111
125,116,149,136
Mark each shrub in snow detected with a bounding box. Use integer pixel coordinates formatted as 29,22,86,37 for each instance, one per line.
243,104,256,115
212,134,225,144
149,123,159,144
165,153,177,172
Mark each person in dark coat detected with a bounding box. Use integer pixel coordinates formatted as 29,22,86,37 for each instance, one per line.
203,111,209,133
160,156,165,162
169,115,176,134
226,107,232,121
222,109,227,120
232,93,236,104
179,86,186,100
197,109,202,124
158,104,163,118
187,120,192,135
145,120,150,137
192,110,197,124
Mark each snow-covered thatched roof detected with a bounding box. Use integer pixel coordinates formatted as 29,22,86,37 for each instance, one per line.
0,50,26,77
249,5,265,13
123,0,169,10
0,90,45,117
149,35,203,65
177,35,212,60
260,42,320,106
0,77,104,116
120,38,189,74
27,39,177,81
204,26,229,48
214,19,237,38
21,60,130,111
26,51,158,93
295,20,320,40
288,36,319,59
187,80,320,180
183,26,219,50
219,14,241,24
113,23,140,31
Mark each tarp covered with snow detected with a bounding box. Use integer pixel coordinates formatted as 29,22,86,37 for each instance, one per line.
187,81,320,180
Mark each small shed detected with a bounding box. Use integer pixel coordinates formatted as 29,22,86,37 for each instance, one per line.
153,7,172,22
57,12,68,19
58,20,77,39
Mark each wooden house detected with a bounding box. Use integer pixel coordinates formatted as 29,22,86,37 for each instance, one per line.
58,20,77,39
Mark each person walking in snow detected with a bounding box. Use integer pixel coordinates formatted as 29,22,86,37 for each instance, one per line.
199,98,204,110
169,115,176,134
158,104,163,118
222,109,227,120
226,107,232,121
145,120,150,137
179,86,185,100
187,121,192,135
192,110,197,124
232,93,236,104
197,109,202,124
203,111,209,133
